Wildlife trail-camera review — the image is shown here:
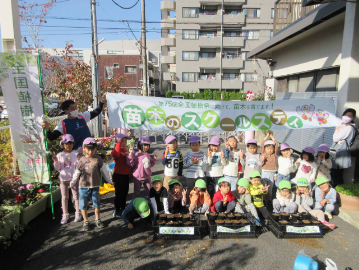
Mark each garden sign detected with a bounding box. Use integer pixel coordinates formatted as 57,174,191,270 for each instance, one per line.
0,53,49,184
107,94,338,132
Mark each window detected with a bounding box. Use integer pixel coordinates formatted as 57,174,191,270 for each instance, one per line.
224,31,241,37
182,51,199,61
105,66,113,79
241,30,259,40
270,30,273,39
182,72,199,82
201,52,216,58
241,73,258,82
278,9,288,19
271,8,275,19
200,31,216,37
183,30,199,39
315,69,338,92
125,66,137,74
223,51,240,59
183,7,199,18
113,63,119,68
243,8,260,18
241,52,247,60
223,73,239,80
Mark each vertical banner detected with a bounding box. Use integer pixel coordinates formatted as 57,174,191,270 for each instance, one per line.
0,53,49,183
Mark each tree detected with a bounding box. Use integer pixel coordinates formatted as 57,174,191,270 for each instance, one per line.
18,0,57,48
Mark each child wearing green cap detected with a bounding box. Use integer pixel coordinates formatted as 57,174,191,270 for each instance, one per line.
188,179,212,215
149,176,169,217
295,177,336,229
210,178,236,213
167,179,187,213
248,171,270,219
122,197,154,229
234,178,261,225
273,180,298,214
314,177,337,220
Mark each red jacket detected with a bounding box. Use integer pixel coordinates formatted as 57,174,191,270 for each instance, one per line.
210,190,235,212
111,142,131,175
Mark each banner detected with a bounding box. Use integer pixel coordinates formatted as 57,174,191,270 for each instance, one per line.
286,225,321,234
107,94,338,132
217,225,251,233
159,227,194,235
0,53,49,183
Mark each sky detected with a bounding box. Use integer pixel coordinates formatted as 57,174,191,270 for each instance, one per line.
0,0,162,51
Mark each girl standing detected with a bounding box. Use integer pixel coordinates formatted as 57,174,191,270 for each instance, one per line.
127,136,157,198
53,134,82,224
315,144,332,183
291,147,317,185
276,143,297,187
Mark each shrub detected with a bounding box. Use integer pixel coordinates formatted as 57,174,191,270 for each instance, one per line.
335,183,359,197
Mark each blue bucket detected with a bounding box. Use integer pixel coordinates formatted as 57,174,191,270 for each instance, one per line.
294,254,318,270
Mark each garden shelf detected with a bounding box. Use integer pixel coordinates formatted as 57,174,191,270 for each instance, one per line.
43,188,61,208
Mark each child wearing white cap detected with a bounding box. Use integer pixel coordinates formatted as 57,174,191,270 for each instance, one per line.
207,136,225,198
162,135,183,191
222,134,242,192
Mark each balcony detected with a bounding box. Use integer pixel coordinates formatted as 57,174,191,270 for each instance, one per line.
161,0,176,10
162,55,176,64
161,18,176,29
199,36,221,47
163,72,174,81
198,78,220,89
199,0,245,4
222,77,242,89
223,13,245,25
222,57,244,69
198,13,221,24
161,37,176,47
199,57,220,68
223,36,244,47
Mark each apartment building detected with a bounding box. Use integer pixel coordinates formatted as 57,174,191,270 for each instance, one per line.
160,0,276,94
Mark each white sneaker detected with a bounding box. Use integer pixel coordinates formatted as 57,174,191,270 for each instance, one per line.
61,214,69,224
325,212,333,220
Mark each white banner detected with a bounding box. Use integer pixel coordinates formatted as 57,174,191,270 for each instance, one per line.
217,225,251,233
0,53,49,183
286,225,321,234
159,226,195,235
107,94,338,132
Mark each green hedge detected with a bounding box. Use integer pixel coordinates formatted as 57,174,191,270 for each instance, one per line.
166,89,246,101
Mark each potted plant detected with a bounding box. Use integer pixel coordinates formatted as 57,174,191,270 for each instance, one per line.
96,135,115,155
335,183,359,211
40,179,61,208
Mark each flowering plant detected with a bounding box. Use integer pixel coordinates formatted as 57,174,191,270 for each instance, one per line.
38,189,44,193
97,135,115,151
246,91,256,101
26,184,34,190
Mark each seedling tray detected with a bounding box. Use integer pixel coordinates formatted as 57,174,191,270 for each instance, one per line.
153,214,207,240
207,213,258,239
267,214,323,239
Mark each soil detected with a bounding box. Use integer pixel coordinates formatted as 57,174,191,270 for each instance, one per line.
226,214,234,218
159,214,167,218
166,221,174,226
239,219,248,224
272,213,279,216
210,213,218,216
173,222,180,226
302,220,311,224
175,214,182,218
215,220,224,224
312,220,320,224
224,219,232,224
292,214,299,217
218,213,226,217
232,220,240,224
183,221,192,226
167,214,175,219
288,238,323,250
279,221,288,224
280,212,289,216
182,214,190,218
157,221,166,225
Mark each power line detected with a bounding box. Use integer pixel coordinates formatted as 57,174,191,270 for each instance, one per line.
111,0,140,9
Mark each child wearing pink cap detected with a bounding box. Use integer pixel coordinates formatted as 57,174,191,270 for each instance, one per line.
162,135,183,191
207,136,225,198
111,133,131,217
315,144,332,182
127,135,158,198
291,147,317,185
276,143,297,187
183,136,207,200
52,134,82,224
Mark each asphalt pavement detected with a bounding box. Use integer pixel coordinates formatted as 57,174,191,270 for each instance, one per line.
1,143,358,270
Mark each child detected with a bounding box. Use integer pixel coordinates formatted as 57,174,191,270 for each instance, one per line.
314,177,337,220
70,137,112,231
277,143,296,187
188,179,211,215
248,171,269,219
183,136,207,198
149,175,169,216
111,133,131,218
273,181,298,214
234,178,261,225
222,134,242,191
261,131,278,202
240,139,263,179
291,147,317,185
127,135,157,198
53,134,82,224
122,197,154,229
295,177,335,230
162,135,183,191
167,179,187,213
207,136,225,198
210,178,236,213
315,144,332,182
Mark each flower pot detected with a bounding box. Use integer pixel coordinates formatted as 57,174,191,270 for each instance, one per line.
209,212,218,221
338,192,359,211
20,195,48,225
43,188,61,208
0,224,11,239
1,206,21,234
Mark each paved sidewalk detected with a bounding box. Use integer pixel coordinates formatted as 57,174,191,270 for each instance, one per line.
1,144,358,270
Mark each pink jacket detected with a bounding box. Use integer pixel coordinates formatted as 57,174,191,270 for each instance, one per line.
54,151,79,181
126,152,156,180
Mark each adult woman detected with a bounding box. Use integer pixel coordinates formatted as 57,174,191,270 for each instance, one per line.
330,108,357,187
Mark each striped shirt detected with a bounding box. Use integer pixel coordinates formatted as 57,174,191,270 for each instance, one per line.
183,151,207,178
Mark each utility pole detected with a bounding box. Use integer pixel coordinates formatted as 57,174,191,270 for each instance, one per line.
91,0,102,137
219,0,224,92
141,0,148,96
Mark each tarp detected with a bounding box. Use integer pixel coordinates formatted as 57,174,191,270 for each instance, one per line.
0,53,49,183
107,94,338,132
